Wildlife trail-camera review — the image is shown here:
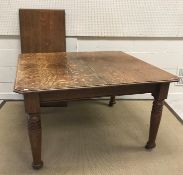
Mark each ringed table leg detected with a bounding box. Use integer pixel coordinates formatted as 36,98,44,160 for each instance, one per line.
109,96,116,106
145,83,169,149
24,93,43,169
145,97,164,149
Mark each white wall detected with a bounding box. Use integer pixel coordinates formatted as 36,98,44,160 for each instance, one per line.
2,1,183,37
0,36,182,100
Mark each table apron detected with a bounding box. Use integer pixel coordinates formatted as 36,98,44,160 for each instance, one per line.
39,83,161,102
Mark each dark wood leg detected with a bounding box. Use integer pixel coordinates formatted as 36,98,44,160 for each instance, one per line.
145,83,169,149
27,113,43,169
109,96,116,106
24,93,43,169
145,98,164,149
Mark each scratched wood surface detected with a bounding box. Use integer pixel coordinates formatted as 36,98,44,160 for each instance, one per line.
19,9,66,53
14,51,179,93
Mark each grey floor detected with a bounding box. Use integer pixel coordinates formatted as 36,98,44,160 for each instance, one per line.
166,95,183,121
0,100,183,175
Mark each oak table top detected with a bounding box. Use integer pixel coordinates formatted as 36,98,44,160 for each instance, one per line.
14,51,178,93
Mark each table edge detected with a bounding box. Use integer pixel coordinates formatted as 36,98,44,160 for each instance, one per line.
14,80,178,94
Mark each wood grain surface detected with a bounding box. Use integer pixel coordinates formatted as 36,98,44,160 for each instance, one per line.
14,51,179,93
19,9,66,53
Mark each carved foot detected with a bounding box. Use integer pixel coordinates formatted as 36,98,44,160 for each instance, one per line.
32,161,43,170
145,142,156,149
109,96,116,107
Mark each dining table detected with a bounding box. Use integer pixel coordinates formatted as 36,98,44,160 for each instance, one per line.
14,51,179,169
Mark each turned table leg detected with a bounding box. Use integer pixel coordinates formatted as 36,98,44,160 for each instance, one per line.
24,93,43,169
145,83,169,149
109,96,116,106
145,98,164,149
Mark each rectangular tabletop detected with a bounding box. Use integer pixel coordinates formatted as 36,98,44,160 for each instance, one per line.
14,51,179,93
